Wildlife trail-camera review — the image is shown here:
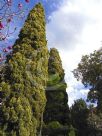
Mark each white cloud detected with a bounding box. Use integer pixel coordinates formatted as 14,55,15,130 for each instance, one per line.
46,0,102,107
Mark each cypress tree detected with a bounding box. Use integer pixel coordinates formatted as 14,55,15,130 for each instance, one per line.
0,3,48,136
43,48,70,135
48,48,64,80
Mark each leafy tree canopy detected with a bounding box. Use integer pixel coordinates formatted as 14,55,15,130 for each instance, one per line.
73,48,102,106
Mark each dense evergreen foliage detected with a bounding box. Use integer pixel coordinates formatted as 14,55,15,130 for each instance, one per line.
0,3,48,136
48,48,64,80
43,48,71,136
71,99,88,136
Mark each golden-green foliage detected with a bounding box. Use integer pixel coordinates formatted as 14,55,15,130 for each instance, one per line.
0,3,48,136
48,48,64,80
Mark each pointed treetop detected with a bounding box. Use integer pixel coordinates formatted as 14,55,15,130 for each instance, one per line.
48,48,64,79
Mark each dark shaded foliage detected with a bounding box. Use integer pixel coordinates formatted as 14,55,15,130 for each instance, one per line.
70,99,89,136
43,48,71,135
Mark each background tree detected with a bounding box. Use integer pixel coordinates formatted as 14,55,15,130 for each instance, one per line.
73,48,102,111
0,3,48,136
43,48,71,136
70,99,88,136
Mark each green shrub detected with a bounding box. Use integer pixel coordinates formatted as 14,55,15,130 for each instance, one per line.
48,121,62,129
69,126,76,136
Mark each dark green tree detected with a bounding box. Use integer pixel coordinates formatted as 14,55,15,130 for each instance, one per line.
0,3,48,136
70,99,88,136
43,48,70,136
73,48,102,111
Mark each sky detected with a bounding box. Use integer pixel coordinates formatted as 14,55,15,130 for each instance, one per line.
1,0,102,106
45,0,102,106
1,0,63,48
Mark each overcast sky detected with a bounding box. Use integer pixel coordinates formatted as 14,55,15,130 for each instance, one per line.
46,0,102,106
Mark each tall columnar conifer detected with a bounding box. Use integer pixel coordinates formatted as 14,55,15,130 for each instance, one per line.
43,48,70,135
48,48,64,80
0,3,48,136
